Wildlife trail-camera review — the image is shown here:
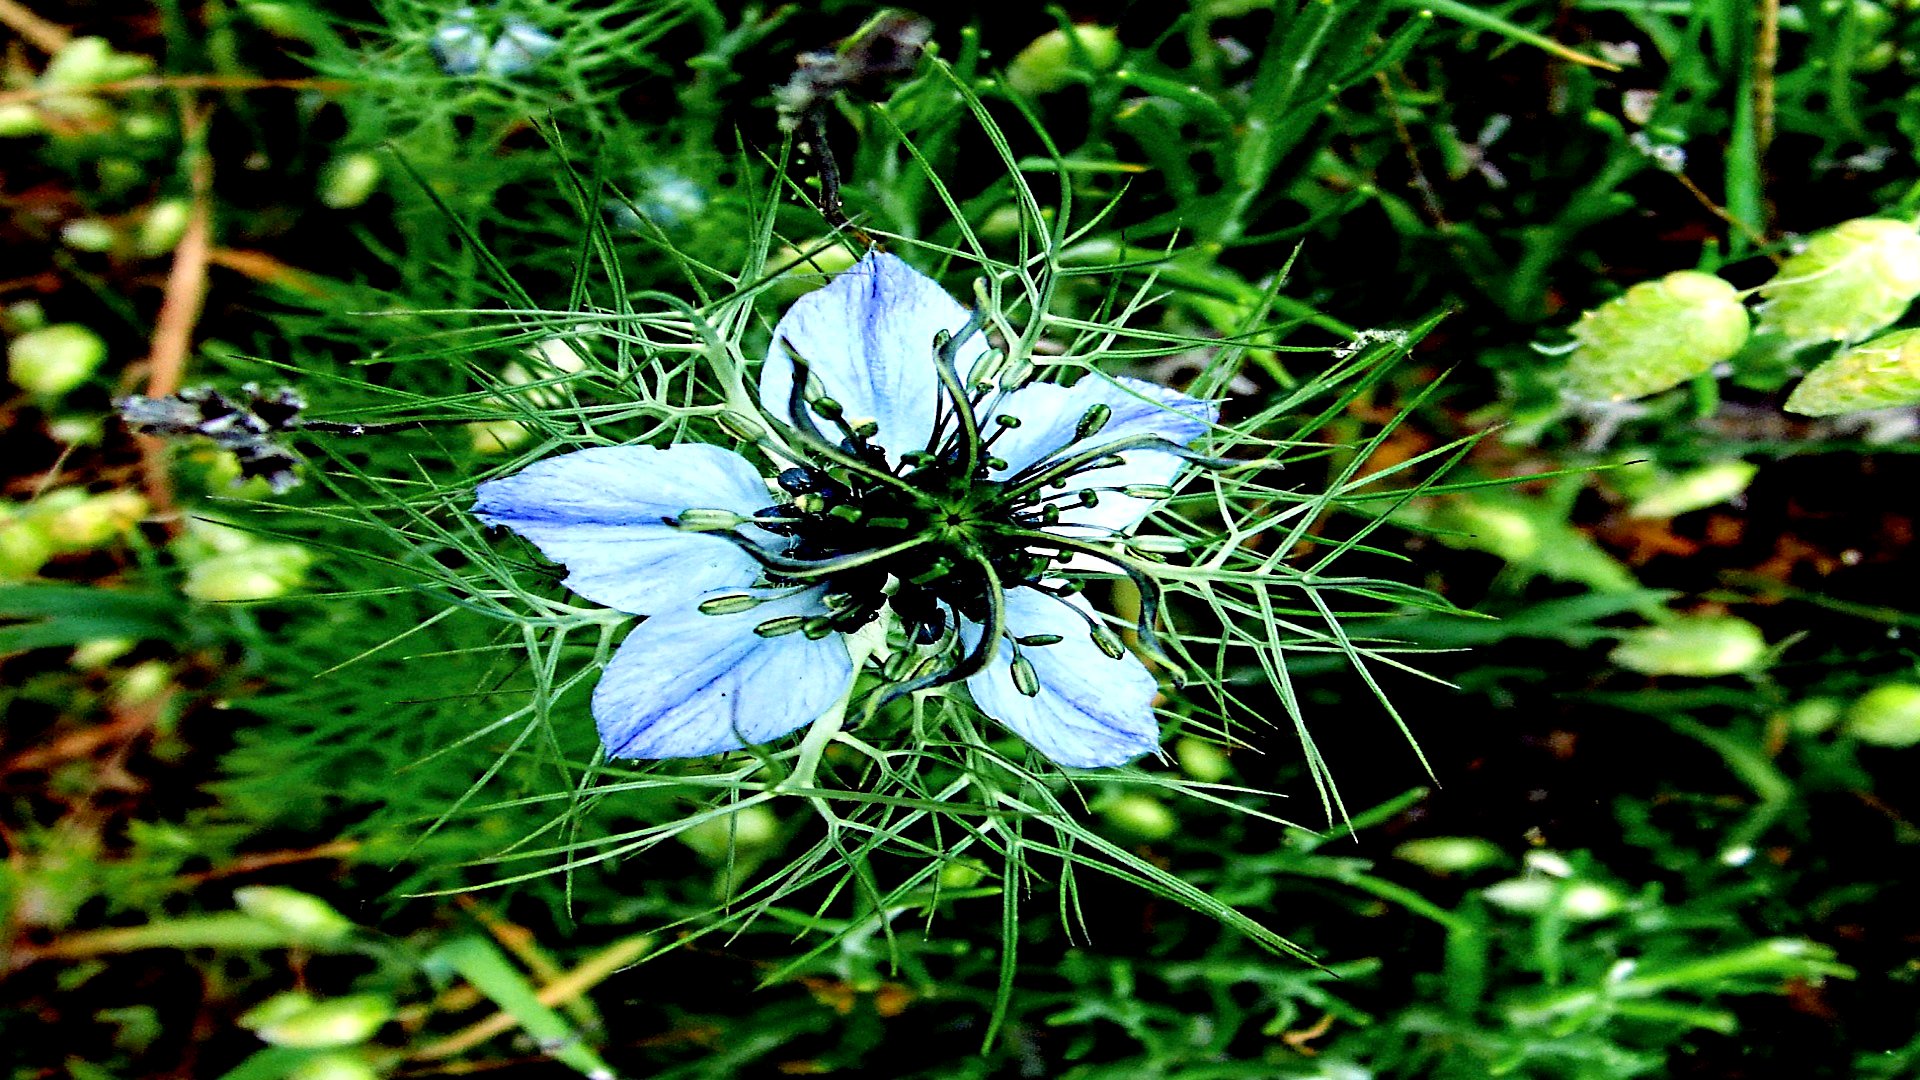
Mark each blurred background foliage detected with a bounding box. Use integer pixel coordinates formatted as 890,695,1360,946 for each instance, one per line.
3,0,1919,1076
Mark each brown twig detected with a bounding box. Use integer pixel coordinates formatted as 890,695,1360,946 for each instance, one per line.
0,0,69,54
406,934,654,1062
177,839,363,884
1672,170,1772,254
1,691,175,774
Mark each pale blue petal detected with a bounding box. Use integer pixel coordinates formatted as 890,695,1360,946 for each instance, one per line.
961,588,1161,768
760,252,986,463
986,375,1217,535
431,10,486,75
593,588,853,759
482,20,558,76
473,443,772,616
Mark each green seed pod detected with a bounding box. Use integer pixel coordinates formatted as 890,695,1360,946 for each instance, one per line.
8,323,107,396
1759,218,1920,343
1783,326,1920,416
233,886,355,946
1393,836,1507,874
1610,615,1768,677
243,993,393,1049
1627,459,1759,519
136,198,192,256
286,1055,381,1080
1173,736,1231,783
937,856,990,890
182,544,315,602
1005,25,1122,95
677,805,781,863
1843,683,1920,747
1483,877,1623,921
1100,794,1177,840
1785,696,1846,735
1564,271,1751,401
319,152,382,210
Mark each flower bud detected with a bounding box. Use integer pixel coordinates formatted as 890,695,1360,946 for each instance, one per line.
1759,218,1920,343
770,243,860,301
287,1055,381,1080
8,323,107,396
483,20,559,76
40,489,147,549
182,543,315,602
136,198,192,256
1783,326,1920,416
468,418,532,454
1100,793,1177,840
1843,683,1920,747
1563,271,1750,401
1786,696,1845,735
111,660,172,709
0,103,44,138
233,886,356,946
678,804,780,862
243,992,393,1049
1430,496,1539,561
1005,25,1122,95
0,514,56,579
1609,615,1768,677
319,153,382,209
1393,836,1506,874
1173,736,1231,783
1484,877,1623,921
70,637,136,670
1626,459,1758,519
60,218,116,253
42,37,153,89
938,857,989,890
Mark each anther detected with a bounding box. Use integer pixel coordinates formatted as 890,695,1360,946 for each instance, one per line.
1074,403,1112,442
802,616,837,640
753,616,807,638
1015,633,1063,647
849,418,880,440
1088,624,1126,659
1121,484,1175,499
828,504,863,523
994,414,1022,429
793,493,827,514
810,396,844,420
1127,535,1187,554
699,594,762,615
1077,490,1100,508
670,508,747,531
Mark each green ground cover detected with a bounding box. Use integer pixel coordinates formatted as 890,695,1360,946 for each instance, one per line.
3,1,1918,1076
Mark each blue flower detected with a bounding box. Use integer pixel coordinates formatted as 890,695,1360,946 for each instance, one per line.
431,8,557,77
474,253,1216,768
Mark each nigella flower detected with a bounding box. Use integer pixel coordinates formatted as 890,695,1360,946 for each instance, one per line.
431,7,557,77
474,253,1216,768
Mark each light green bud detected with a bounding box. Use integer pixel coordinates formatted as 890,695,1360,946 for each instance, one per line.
1844,683,1920,747
8,323,107,395
1610,615,1768,677
1100,793,1178,840
678,805,781,862
121,112,167,140
1784,326,1920,416
1005,26,1122,95
182,544,315,602
286,1055,381,1080
233,886,355,946
0,103,44,137
319,153,382,209
1431,497,1539,561
136,198,193,256
1173,736,1231,783
244,993,393,1049
937,857,990,890
111,660,173,709
60,218,116,253
42,37,153,89
1785,696,1845,735
1393,836,1506,874
0,515,57,579
468,419,533,454
1627,459,1759,519
770,243,860,301
39,489,146,549
1759,218,1920,343
1564,271,1750,401
1483,877,1623,920
70,637,136,670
